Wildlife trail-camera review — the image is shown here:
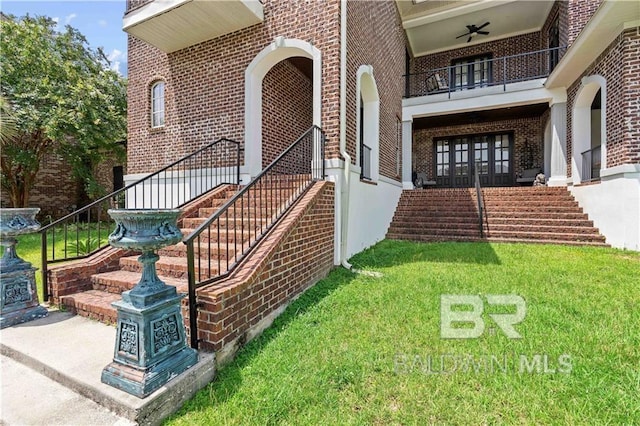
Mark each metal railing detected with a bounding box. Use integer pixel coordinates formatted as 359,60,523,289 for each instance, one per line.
474,162,485,238
404,46,567,98
184,125,325,349
360,143,372,180
39,138,241,301
581,145,601,182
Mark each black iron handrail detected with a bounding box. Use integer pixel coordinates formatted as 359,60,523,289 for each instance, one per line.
39,138,241,301
360,143,372,180
404,46,567,98
184,125,325,349
474,162,485,238
581,145,601,182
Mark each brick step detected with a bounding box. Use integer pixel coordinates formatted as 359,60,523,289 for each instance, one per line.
197,205,285,219
394,205,479,213
482,200,579,208
386,233,482,243
120,255,219,279
184,215,271,230
484,211,588,220
485,237,609,247
158,241,247,258
485,230,606,242
392,213,480,222
483,205,584,213
91,270,187,294
486,217,594,227
485,224,601,234
60,290,120,324
481,194,575,201
179,227,253,244
388,221,479,231
387,226,481,238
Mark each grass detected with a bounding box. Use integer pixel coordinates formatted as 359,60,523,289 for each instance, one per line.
8,222,112,301
166,240,640,425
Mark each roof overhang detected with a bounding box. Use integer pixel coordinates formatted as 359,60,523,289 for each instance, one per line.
546,0,640,88
397,0,554,56
123,0,264,53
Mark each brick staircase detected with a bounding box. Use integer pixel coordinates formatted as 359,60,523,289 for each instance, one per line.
387,186,608,246
58,186,237,323
58,180,306,323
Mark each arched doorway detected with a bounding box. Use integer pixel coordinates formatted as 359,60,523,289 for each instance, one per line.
244,38,322,178
356,65,380,182
572,75,606,184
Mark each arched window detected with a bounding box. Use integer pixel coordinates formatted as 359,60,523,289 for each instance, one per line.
151,81,165,128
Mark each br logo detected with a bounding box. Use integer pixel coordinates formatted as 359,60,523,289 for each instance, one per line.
440,294,526,339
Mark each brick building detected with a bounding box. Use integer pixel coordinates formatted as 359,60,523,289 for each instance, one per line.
37,0,639,374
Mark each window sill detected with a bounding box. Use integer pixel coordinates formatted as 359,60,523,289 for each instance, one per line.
360,178,377,186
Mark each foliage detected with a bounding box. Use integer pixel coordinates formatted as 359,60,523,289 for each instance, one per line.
0,15,127,206
167,241,640,424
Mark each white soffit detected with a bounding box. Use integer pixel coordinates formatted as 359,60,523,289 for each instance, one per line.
546,0,640,89
398,0,555,56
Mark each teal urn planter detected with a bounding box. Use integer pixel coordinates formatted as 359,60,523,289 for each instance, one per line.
0,208,48,328
101,209,198,398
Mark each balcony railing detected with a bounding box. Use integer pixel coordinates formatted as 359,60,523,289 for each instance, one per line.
360,143,372,180
581,145,601,182
404,46,567,99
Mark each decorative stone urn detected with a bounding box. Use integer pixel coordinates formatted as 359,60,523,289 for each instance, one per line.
0,208,48,328
101,209,198,398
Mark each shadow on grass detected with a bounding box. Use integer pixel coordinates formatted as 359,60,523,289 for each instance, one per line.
349,239,502,268
180,267,358,410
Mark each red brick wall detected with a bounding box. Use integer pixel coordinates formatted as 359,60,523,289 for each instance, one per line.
194,181,335,352
413,117,544,182
567,0,602,46
1,147,125,220
261,59,313,167
346,0,405,179
126,0,342,174
567,28,640,172
411,32,542,74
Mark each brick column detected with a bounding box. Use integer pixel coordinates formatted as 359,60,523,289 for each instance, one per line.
402,119,414,189
548,102,568,186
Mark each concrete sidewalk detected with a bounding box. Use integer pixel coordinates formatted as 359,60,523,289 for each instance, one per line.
0,310,216,426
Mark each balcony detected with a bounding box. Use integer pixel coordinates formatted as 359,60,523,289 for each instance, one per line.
404,47,566,99
123,0,264,53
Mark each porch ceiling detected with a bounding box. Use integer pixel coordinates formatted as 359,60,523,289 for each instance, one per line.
413,103,548,129
396,0,555,56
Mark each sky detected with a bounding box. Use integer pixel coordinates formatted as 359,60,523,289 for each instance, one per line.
1,1,128,76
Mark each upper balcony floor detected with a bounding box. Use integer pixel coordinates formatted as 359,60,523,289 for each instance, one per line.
123,0,264,53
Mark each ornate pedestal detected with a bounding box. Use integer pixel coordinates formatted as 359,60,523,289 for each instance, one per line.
101,209,198,398
0,208,48,328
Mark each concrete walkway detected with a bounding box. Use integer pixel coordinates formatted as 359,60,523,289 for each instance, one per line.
0,310,216,426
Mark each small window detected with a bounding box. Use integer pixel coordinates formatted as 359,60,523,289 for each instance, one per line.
151,81,165,128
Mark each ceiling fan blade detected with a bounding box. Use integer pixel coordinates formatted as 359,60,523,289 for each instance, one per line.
477,31,490,35
477,22,490,30
456,33,470,39
467,36,473,43
466,25,474,31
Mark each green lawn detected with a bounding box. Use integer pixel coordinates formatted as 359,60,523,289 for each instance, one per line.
11,222,112,300
167,240,640,425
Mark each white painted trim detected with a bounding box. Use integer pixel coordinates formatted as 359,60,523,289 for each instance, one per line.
355,65,380,182
410,28,543,57
403,0,517,29
546,1,640,88
379,175,403,188
571,75,606,184
402,81,565,120
601,163,640,179
244,38,322,178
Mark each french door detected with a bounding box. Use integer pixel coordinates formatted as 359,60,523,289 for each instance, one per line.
434,133,513,187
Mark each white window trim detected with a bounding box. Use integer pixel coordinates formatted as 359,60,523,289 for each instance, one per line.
151,81,165,128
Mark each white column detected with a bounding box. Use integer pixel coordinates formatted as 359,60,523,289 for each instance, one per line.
547,102,568,186
402,119,414,189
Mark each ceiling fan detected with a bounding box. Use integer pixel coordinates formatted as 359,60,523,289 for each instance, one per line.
456,22,490,43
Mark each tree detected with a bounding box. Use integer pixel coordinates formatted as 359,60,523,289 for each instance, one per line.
0,15,127,207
